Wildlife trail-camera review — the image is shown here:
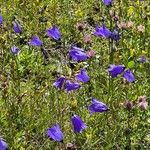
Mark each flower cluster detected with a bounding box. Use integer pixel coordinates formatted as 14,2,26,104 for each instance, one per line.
94,24,120,41
0,0,149,147
47,98,108,142
53,68,90,92
108,64,135,83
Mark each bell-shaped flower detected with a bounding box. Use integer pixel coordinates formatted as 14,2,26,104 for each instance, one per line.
69,46,88,62
89,98,108,114
123,69,135,83
29,35,43,47
137,56,148,63
108,64,125,78
53,77,65,89
13,21,22,33
0,14,3,24
103,0,113,6
94,25,111,38
71,115,87,133
0,139,7,150
65,80,80,92
110,29,120,41
47,124,64,142
10,45,20,55
47,25,61,40
76,69,90,83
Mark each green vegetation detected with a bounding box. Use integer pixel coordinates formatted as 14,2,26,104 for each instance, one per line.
0,0,150,149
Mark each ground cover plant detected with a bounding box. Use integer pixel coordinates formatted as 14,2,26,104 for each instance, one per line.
0,0,150,149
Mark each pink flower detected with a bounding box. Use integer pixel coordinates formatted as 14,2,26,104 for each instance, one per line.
127,21,134,28
117,22,126,29
124,100,133,111
86,50,96,58
137,25,145,33
138,96,148,110
84,35,92,44
76,22,86,32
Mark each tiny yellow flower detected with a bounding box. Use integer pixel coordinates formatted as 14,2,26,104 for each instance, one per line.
128,6,134,16
71,99,77,108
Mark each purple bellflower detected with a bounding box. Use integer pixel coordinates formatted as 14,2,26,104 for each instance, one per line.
137,56,148,63
76,69,90,83
47,124,64,142
103,0,113,6
29,35,43,47
0,139,7,150
47,25,61,40
53,77,65,89
89,98,108,114
13,21,22,33
10,45,20,55
123,69,135,83
108,64,125,78
65,80,80,92
0,14,3,24
69,46,88,62
94,25,111,38
111,30,120,41
71,115,87,133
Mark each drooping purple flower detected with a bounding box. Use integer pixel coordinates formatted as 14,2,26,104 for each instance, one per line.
0,139,7,150
94,25,111,38
123,69,135,83
89,98,108,114
108,64,125,78
13,21,22,33
47,25,61,40
53,77,65,89
29,35,43,47
69,46,88,62
0,14,3,24
110,30,120,41
76,69,90,83
10,45,20,55
71,115,87,133
65,80,80,92
137,56,148,63
103,0,113,6
47,124,64,142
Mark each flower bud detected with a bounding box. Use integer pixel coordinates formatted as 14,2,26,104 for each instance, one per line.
138,96,148,110
124,101,133,111
76,22,85,32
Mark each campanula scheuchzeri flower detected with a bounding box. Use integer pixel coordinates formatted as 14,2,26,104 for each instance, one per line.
89,98,108,114
71,114,87,133
53,77,65,89
47,25,61,40
108,64,125,78
13,21,22,33
76,69,90,83
0,139,7,150
123,69,135,83
69,46,88,62
10,45,20,55
65,80,80,92
47,124,64,142
29,35,43,47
